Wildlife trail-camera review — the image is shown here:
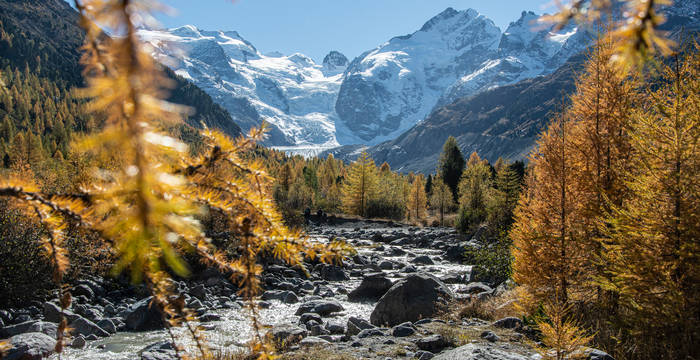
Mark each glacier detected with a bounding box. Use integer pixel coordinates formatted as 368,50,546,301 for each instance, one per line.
139,8,593,152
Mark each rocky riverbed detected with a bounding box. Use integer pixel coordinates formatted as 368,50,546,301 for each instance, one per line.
0,219,613,360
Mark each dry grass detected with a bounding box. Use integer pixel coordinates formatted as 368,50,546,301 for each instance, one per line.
441,290,521,322
431,322,479,346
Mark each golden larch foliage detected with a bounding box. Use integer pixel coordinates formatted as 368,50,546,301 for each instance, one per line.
599,46,700,358
341,152,377,217
429,177,454,226
407,173,427,222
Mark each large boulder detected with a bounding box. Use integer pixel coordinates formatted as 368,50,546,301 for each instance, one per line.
348,273,393,301
3,332,55,360
124,297,166,331
370,273,453,326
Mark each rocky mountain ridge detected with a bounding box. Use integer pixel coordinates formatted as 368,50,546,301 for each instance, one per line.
140,7,594,149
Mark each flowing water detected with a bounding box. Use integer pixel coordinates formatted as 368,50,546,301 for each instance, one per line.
53,226,470,359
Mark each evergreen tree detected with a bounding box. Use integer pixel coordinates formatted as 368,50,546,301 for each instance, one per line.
425,174,433,195
341,152,377,217
438,136,465,202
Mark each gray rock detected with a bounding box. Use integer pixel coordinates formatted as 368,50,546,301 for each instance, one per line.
139,341,177,360
96,318,117,334
324,321,345,335
299,313,322,325
317,264,349,281
402,265,418,273
392,322,416,337
0,321,57,338
378,260,394,270
270,325,308,345
283,292,299,304
3,332,55,360
346,317,375,336
70,335,86,349
70,316,110,337
198,313,221,322
416,334,450,352
261,290,287,301
348,273,393,301
72,284,94,299
357,328,386,338
370,273,453,326
294,300,344,317
299,336,330,347
493,317,522,329
587,348,615,360
42,302,79,324
190,284,207,300
460,282,493,295
411,255,434,265
309,324,330,336
124,297,166,331
416,350,435,360
480,330,499,342
440,273,464,284
432,343,534,360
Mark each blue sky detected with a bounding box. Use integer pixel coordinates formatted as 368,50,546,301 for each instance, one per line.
156,0,557,63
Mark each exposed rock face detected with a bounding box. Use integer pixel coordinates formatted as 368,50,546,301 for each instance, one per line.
335,8,501,145
322,51,349,75
370,273,453,326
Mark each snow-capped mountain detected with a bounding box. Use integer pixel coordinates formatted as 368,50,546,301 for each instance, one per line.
140,8,592,149
140,26,346,148
335,8,592,145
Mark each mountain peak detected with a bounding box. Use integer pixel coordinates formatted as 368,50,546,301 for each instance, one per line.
171,25,202,38
323,51,348,68
420,7,480,32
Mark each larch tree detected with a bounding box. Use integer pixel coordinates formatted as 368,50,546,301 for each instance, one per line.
600,48,700,358
565,35,637,304
511,114,591,307
438,136,465,202
429,177,454,226
456,152,491,234
407,174,427,222
341,152,377,217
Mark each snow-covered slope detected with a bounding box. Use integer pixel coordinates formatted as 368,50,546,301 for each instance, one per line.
139,8,592,149
336,8,592,145
140,26,346,147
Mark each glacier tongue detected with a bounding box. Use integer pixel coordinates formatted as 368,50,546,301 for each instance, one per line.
140,7,592,150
